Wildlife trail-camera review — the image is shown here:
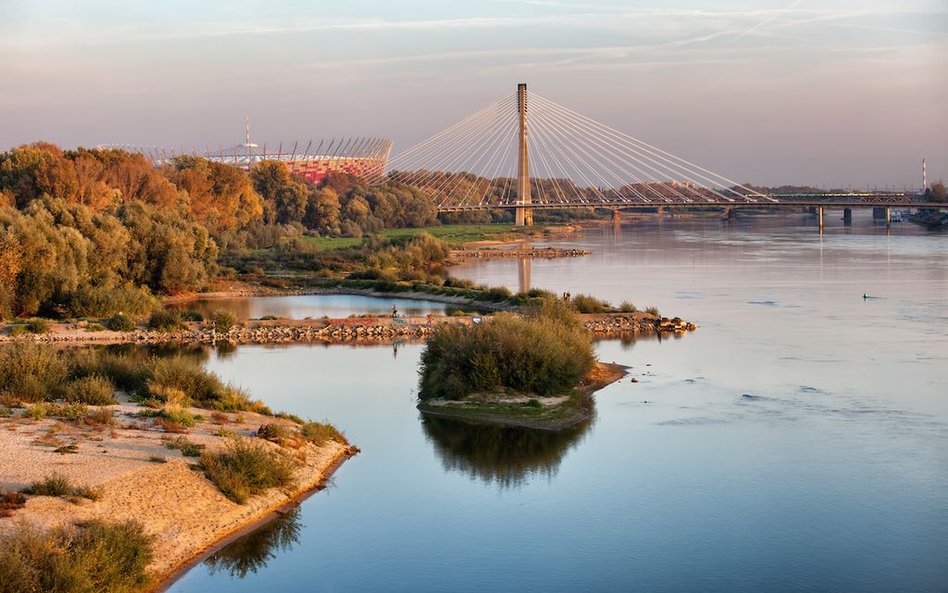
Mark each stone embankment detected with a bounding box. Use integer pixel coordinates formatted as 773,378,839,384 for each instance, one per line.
2,313,695,346
449,247,590,259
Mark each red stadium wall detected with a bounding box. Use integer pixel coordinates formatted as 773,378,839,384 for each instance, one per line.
285,157,385,184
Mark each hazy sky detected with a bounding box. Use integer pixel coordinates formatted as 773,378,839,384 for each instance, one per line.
2,0,946,187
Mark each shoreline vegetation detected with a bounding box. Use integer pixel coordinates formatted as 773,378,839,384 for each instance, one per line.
415,300,637,431
0,344,358,592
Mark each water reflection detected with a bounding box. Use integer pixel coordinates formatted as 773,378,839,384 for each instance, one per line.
203,506,302,579
420,414,593,488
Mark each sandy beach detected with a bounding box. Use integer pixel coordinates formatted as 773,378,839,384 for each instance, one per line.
0,398,356,585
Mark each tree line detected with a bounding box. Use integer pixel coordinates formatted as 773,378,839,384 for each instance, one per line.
0,143,444,318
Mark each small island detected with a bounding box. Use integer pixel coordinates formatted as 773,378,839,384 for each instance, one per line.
416,299,629,430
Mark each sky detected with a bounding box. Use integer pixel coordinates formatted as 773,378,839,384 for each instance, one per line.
2,0,946,188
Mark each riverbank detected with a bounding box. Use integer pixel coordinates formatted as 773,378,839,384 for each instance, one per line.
0,312,695,346
0,398,358,587
416,361,628,431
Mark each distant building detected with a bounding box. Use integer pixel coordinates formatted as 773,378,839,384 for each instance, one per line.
100,122,392,184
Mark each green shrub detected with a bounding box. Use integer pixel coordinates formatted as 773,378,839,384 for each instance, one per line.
148,309,182,332
300,421,346,446
257,423,291,445
25,318,50,334
419,299,595,400
25,473,101,502
52,402,88,422
0,343,70,403
211,309,237,333
106,312,137,332
570,294,611,314
201,438,298,504
8,325,27,337
0,520,152,593
66,285,158,318
86,322,106,332
83,407,114,426
65,375,116,405
618,301,637,313
645,306,660,316
24,403,47,420
0,407,11,418
179,309,205,322
164,436,205,457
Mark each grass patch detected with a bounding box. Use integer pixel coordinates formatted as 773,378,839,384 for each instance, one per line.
64,375,116,405
164,435,205,457
201,438,298,504
645,306,661,316
147,309,182,332
210,310,237,333
25,473,101,503
570,293,611,314
618,301,637,313
0,520,152,593
25,318,51,334
106,312,137,331
300,421,346,446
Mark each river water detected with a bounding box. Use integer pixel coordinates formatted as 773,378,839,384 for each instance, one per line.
167,212,948,593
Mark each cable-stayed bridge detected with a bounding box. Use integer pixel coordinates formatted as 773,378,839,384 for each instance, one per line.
372,84,922,226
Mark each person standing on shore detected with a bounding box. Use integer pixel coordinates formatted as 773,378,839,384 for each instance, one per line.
392,304,398,318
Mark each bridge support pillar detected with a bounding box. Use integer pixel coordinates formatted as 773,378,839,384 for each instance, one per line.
843,208,852,225
612,209,621,223
886,207,891,228
818,206,824,232
515,83,533,227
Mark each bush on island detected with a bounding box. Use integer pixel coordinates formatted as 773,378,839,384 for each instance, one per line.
418,298,594,401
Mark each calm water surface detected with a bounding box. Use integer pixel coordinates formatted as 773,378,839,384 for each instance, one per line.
168,213,948,593
172,293,451,320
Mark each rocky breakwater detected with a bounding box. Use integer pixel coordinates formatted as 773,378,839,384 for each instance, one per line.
450,247,590,260
582,314,696,335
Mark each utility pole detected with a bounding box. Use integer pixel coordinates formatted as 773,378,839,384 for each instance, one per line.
516,83,533,226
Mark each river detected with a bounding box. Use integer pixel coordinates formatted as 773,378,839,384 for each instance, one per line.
167,211,948,593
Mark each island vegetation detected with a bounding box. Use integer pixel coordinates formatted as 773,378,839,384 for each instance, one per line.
417,299,626,430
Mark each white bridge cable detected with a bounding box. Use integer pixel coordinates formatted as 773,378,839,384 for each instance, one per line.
532,97,703,204
485,126,519,206
531,93,769,202
397,98,513,198
383,94,514,175
384,96,515,186
532,93,747,199
469,117,518,207
526,108,613,204
530,101,676,204
454,115,518,208
527,121,570,204
421,101,516,205
531,95,733,203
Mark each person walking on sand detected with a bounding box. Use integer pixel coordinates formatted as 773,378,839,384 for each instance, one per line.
392,304,398,318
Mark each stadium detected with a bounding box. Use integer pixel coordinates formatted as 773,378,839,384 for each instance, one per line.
103,125,392,185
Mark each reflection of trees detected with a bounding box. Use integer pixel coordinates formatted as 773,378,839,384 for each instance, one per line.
420,414,593,489
203,506,302,578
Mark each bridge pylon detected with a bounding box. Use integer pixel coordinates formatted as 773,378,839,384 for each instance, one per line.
515,83,533,226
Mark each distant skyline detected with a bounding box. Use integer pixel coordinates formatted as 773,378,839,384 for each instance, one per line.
2,0,946,188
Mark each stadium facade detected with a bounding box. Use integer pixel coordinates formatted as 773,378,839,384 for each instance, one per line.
103,123,392,185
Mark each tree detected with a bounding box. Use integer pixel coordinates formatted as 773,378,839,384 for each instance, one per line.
926,180,946,203
303,188,341,233
170,156,263,235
